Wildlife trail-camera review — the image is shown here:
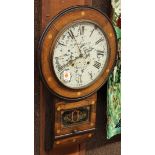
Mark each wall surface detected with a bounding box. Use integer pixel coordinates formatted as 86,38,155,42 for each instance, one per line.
34,0,41,154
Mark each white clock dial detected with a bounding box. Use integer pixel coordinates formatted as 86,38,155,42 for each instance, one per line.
52,21,109,89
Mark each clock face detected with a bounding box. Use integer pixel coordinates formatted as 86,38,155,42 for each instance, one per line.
52,21,109,89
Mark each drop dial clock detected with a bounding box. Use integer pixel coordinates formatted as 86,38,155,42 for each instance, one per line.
39,6,117,100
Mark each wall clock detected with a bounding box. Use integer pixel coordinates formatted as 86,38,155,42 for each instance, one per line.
39,6,117,100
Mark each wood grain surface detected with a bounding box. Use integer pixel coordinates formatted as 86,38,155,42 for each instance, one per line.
42,0,92,31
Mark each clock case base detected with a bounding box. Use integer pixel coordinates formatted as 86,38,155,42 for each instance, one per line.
44,89,97,150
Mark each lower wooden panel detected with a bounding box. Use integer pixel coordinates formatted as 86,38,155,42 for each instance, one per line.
51,145,80,155
55,94,96,138
54,133,94,148
51,143,86,155
39,83,91,155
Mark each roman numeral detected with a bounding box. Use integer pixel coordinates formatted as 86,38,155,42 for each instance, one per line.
88,72,93,80
79,76,82,84
55,57,64,72
57,65,64,72
58,42,66,46
76,75,82,84
89,29,94,37
80,26,84,35
68,30,74,39
90,26,97,37
93,61,101,69
95,38,104,45
97,50,104,56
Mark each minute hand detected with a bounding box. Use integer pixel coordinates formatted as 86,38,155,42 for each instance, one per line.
61,55,82,70
68,30,82,55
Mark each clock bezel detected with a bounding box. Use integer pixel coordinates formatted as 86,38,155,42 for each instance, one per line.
50,19,110,90
38,6,117,100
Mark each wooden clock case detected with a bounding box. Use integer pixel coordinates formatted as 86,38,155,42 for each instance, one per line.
38,6,117,150
35,0,117,154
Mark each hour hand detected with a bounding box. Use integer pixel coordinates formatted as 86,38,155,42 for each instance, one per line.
85,47,94,52
57,53,83,72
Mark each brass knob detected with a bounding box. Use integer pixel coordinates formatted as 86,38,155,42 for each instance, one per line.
88,134,92,138
56,130,60,134
77,92,81,96
109,33,113,37
48,34,52,39
91,123,94,126
106,69,110,73
91,101,95,105
56,141,60,145
81,11,85,16
57,106,61,111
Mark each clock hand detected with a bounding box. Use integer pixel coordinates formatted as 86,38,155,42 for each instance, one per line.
81,47,94,59
68,29,83,56
60,54,83,71
88,47,94,52
74,39,82,55
68,55,83,65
